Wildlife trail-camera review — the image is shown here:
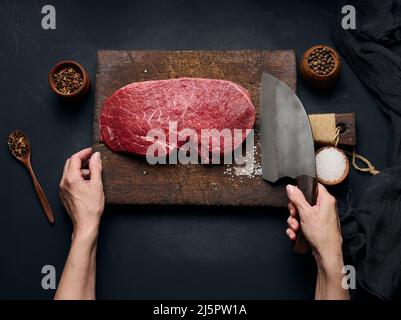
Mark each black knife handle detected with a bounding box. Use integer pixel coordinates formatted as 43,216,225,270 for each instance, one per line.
293,175,318,254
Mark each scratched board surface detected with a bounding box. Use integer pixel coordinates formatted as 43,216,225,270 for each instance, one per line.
93,50,296,206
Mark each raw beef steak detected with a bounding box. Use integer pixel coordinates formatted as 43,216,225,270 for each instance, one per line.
100,78,255,157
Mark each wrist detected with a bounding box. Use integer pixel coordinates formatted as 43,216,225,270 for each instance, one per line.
312,235,343,270
314,250,344,275
72,225,99,245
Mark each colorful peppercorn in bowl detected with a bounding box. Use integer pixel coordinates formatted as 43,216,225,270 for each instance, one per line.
300,45,341,88
48,60,90,99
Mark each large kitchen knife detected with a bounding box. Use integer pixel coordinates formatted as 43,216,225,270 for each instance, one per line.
261,72,317,254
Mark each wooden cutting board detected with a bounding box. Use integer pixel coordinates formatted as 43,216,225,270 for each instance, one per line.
93,50,296,207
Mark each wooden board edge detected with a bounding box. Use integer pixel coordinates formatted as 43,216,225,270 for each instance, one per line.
335,113,356,146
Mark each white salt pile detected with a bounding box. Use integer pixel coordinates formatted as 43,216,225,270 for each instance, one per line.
223,144,262,179
316,147,348,184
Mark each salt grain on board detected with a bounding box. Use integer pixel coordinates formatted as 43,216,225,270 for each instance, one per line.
223,141,262,180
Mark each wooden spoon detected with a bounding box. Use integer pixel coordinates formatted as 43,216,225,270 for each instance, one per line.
8,130,55,224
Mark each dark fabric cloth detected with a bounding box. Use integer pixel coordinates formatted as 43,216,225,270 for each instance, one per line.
331,0,401,299
332,0,401,167
340,166,401,299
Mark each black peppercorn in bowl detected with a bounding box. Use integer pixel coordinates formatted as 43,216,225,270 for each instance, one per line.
300,45,341,88
48,60,90,99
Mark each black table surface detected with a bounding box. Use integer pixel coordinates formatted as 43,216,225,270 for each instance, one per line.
0,0,390,299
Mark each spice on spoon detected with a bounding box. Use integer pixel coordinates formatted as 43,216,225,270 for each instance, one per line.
7,130,30,159
53,66,84,95
7,130,55,224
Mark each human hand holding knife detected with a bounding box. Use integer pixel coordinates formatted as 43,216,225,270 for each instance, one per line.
260,73,317,253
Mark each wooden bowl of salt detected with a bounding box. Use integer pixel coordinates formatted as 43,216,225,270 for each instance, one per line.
315,146,349,186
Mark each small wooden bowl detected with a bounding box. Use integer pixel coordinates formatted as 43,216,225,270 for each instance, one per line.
300,45,341,88
315,146,349,186
48,60,90,99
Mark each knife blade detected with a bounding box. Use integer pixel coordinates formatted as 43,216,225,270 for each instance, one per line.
260,72,317,254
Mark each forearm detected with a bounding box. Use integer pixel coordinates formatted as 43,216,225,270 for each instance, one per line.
54,232,98,300
314,253,350,300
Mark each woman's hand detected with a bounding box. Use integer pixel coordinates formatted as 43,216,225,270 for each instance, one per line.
285,183,343,261
285,183,349,300
59,147,104,241
55,148,104,300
